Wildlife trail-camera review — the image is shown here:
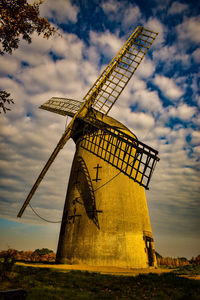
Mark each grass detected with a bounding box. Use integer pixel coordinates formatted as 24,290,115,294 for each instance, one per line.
0,264,200,299
172,264,200,276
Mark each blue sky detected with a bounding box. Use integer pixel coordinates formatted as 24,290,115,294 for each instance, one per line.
0,0,199,258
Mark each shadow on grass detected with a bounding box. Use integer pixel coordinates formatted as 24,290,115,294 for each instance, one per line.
0,265,200,299
172,264,200,276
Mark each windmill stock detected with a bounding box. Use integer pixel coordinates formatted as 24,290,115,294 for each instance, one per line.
18,26,160,268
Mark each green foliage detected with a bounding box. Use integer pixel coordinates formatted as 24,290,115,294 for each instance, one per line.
0,0,57,55
190,255,200,265
34,248,54,256
1,265,200,299
0,90,14,114
179,257,188,262
34,248,53,256
0,249,16,280
173,264,200,275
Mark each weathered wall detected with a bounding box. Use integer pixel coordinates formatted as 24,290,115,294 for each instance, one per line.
56,113,156,268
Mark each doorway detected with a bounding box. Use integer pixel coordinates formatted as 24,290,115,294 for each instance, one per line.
145,236,154,266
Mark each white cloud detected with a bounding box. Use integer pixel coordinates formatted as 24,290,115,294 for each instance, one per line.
90,30,122,58
152,0,171,12
154,75,184,100
102,0,121,13
144,18,166,46
130,77,146,91
40,0,79,24
0,108,75,221
192,48,200,63
132,88,163,113
153,44,190,70
0,78,27,117
176,16,200,46
148,125,199,208
191,131,200,145
111,106,155,132
136,58,156,78
121,5,141,28
191,74,200,107
102,0,142,30
12,31,84,66
168,1,188,14
193,146,200,157
0,56,20,76
5,32,92,100
107,73,162,115
167,104,196,121
153,126,171,139
0,30,85,224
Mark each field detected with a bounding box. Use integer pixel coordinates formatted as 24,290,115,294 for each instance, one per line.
0,263,200,299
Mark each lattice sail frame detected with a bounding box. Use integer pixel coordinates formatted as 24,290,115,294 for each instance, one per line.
40,97,83,117
78,117,159,190
83,26,158,114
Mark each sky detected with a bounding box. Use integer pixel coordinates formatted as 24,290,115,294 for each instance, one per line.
0,0,199,259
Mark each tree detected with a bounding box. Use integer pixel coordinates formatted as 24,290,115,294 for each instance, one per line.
0,0,57,55
34,248,54,256
0,90,14,113
0,0,58,114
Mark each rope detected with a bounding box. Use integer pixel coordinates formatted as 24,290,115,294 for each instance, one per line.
94,169,122,192
28,203,61,223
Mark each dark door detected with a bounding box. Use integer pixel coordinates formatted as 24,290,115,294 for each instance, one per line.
145,237,153,266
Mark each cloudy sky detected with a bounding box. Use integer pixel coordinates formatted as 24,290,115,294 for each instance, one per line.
0,0,199,259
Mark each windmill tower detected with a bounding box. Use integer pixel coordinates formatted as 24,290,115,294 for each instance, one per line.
18,26,160,268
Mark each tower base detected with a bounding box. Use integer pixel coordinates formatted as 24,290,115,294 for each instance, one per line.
56,116,157,268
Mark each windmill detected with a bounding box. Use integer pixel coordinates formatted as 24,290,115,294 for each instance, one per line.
18,26,160,268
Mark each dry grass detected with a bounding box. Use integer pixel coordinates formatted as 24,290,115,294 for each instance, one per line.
16,262,173,276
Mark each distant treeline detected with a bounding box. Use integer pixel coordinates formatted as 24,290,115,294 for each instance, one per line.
0,248,56,263
0,248,199,266
155,252,200,267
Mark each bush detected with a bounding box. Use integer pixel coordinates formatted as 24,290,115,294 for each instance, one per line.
190,255,200,265
0,249,16,280
34,248,54,256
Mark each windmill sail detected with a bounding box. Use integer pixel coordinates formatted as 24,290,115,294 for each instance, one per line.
17,126,73,217
40,97,83,117
79,117,159,189
83,26,158,114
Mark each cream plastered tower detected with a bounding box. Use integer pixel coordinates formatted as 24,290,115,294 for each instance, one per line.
56,112,157,268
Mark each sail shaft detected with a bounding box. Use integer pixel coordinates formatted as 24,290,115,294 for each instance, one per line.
17,126,72,217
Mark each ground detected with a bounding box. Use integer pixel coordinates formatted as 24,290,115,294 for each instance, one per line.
0,263,200,299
